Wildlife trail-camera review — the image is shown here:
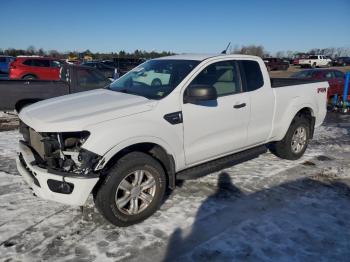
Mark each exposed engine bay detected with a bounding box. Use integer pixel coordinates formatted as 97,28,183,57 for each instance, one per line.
19,121,101,176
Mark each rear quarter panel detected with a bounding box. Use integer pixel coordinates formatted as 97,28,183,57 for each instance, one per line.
270,81,328,141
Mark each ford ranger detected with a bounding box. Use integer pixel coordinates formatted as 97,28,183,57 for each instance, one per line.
16,54,328,226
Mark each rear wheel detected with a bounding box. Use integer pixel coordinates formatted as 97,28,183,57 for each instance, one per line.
22,74,37,80
94,152,166,227
270,116,310,160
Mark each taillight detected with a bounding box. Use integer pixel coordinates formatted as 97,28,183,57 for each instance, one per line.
9,60,17,69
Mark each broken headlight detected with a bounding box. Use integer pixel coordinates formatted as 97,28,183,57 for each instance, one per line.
38,131,100,175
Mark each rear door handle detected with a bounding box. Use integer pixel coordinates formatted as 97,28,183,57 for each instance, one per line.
233,103,246,109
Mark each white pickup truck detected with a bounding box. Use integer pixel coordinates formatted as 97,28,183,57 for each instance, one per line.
299,55,332,68
17,54,328,226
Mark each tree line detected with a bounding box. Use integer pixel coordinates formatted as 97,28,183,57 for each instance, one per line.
0,46,174,60
1,45,349,59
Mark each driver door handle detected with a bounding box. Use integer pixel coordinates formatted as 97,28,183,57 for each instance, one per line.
233,103,246,109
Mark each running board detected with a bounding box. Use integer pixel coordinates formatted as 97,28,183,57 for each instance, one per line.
176,145,267,180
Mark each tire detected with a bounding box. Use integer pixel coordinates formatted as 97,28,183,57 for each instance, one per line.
270,116,310,160
151,78,162,86
94,152,166,227
311,63,316,69
22,74,37,80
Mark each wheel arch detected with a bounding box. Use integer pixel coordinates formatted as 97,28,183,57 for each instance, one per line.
96,139,177,189
275,106,316,141
21,73,38,79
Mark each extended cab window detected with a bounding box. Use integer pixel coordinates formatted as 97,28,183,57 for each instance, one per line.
239,60,264,92
190,61,241,96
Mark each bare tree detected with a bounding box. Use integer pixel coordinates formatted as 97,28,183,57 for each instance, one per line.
48,49,60,58
26,45,36,55
237,45,267,57
38,48,46,56
275,51,286,58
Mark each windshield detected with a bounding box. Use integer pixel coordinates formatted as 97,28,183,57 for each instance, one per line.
108,59,200,99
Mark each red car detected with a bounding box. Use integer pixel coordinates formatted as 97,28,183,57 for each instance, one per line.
291,69,346,99
9,57,63,80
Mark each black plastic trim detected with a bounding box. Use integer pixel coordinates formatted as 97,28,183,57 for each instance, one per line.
164,111,183,125
176,145,267,180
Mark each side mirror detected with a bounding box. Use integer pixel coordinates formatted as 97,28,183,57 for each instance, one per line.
184,85,217,104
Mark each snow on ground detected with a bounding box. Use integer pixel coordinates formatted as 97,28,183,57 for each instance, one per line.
0,113,349,261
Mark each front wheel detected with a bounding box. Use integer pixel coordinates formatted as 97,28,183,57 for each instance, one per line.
270,116,310,160
94,152,166,227
22,74,37,80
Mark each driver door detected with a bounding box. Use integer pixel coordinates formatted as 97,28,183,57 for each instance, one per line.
182,60,250,166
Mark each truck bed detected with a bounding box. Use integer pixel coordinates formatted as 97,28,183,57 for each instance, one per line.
0,80,69,111
270,78,324,88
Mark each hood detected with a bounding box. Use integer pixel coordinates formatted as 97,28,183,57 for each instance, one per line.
19,89,156,132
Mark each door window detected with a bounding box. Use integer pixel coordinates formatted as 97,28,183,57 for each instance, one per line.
190,60,242,96
323,71,334,79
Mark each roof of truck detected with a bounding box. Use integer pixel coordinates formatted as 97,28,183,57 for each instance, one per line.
156,53,258,61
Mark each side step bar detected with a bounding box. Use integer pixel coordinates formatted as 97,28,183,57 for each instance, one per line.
176,145,267,180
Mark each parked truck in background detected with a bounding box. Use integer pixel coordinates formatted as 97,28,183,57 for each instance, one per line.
0,64,111,111
16,54,328,226
263,57,289,71
299,55,332,68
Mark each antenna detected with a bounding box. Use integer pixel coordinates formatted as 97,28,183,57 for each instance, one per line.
221,42,231,54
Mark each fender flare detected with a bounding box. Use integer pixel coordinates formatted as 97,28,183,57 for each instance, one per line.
95,136,178,171
275,103,315,141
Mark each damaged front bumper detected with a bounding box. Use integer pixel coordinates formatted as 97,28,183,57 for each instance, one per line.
16,142,99,206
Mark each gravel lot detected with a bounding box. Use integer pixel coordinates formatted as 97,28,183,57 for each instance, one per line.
0,112,349,261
